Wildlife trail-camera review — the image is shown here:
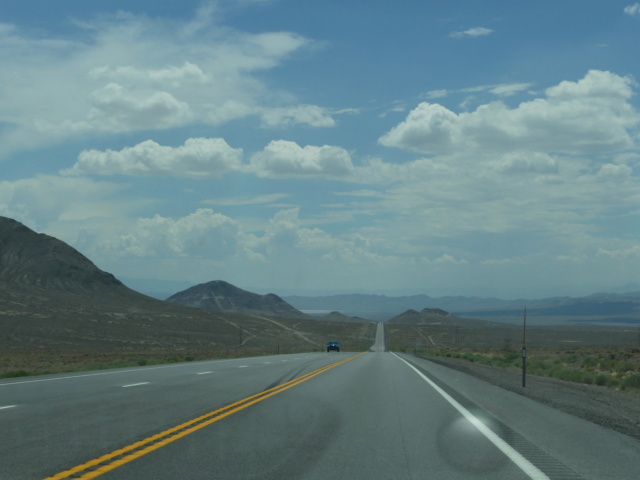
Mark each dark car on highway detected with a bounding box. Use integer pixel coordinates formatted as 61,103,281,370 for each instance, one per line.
326,341,340,352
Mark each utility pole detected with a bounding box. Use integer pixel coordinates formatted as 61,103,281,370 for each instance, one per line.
522,307,527,388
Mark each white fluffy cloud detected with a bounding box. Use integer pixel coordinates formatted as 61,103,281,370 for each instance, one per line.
0,175,125,229
494,151,559,174
624,3,640,16
379,70,639,155
87,83,193,132
598,163,633,179
99,209,241,259
250,140,355,178
64,138,243,178
450,27,493,39
0,11,331,157
260,105,336,128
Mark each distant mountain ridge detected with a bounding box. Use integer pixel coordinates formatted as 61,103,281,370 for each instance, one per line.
387,308,454,325
167,280,308,318
285,291,640,322
321,311,370,323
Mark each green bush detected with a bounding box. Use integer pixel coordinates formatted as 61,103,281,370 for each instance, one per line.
595,374,609,386
504,351,520,363
617,361,635,374
621,374,640,391
0,370,30,378
606,377,621,388
528,359,552,375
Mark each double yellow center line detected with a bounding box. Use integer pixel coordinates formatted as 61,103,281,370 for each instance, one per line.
45,352,366,480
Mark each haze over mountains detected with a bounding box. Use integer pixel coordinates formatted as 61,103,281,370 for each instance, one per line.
2,215,638,329
387,308,455,325
285,292,640,324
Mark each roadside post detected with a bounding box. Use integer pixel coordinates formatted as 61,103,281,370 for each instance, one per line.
522,307,527,388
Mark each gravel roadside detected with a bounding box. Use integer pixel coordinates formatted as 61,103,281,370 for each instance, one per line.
418,354,640,441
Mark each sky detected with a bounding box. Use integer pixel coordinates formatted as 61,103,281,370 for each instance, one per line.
1,0,639,299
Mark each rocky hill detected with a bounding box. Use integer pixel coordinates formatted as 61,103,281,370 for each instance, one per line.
387,308,456,324
0,216,131,296
320,311,370,323
166,280,308,318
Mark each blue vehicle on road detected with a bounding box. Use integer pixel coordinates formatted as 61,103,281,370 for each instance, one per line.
326,341,340,352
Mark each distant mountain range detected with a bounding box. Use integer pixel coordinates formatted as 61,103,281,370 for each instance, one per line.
3,214,637,329
285,291,640,323
0,217,373,359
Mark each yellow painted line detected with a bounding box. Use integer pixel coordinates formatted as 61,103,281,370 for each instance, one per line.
45,352,366,480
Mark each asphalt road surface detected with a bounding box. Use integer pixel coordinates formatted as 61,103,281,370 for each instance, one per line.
2,324,639,479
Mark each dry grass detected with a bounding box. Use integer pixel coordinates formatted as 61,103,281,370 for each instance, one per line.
0,281,377,378
410,346,640,392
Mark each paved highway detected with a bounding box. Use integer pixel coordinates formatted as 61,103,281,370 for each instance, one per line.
1,323,639,479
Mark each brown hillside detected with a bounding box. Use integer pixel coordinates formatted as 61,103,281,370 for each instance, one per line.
0,217,128,295
166,280,308,318
387,307,455,325
0,217,374,374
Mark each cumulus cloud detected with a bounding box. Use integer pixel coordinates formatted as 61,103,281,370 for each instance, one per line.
624,3,640,16
432,254,469,265
379,70,639,155
250,140,355,178
0,175,125,228
598,245,640,259
450,27,493,39
260,105,336,128
87,83,193,132
254,208,389,267
598,163,633,178
100,209,241,258
0,10,328,157
495,152,559,174
64,138,243,178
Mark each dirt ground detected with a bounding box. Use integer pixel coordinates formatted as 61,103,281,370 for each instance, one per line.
418,354,640,441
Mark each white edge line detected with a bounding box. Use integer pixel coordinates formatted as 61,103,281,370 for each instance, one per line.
0,405,17,410
391,352,549,480
122,382,150,388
